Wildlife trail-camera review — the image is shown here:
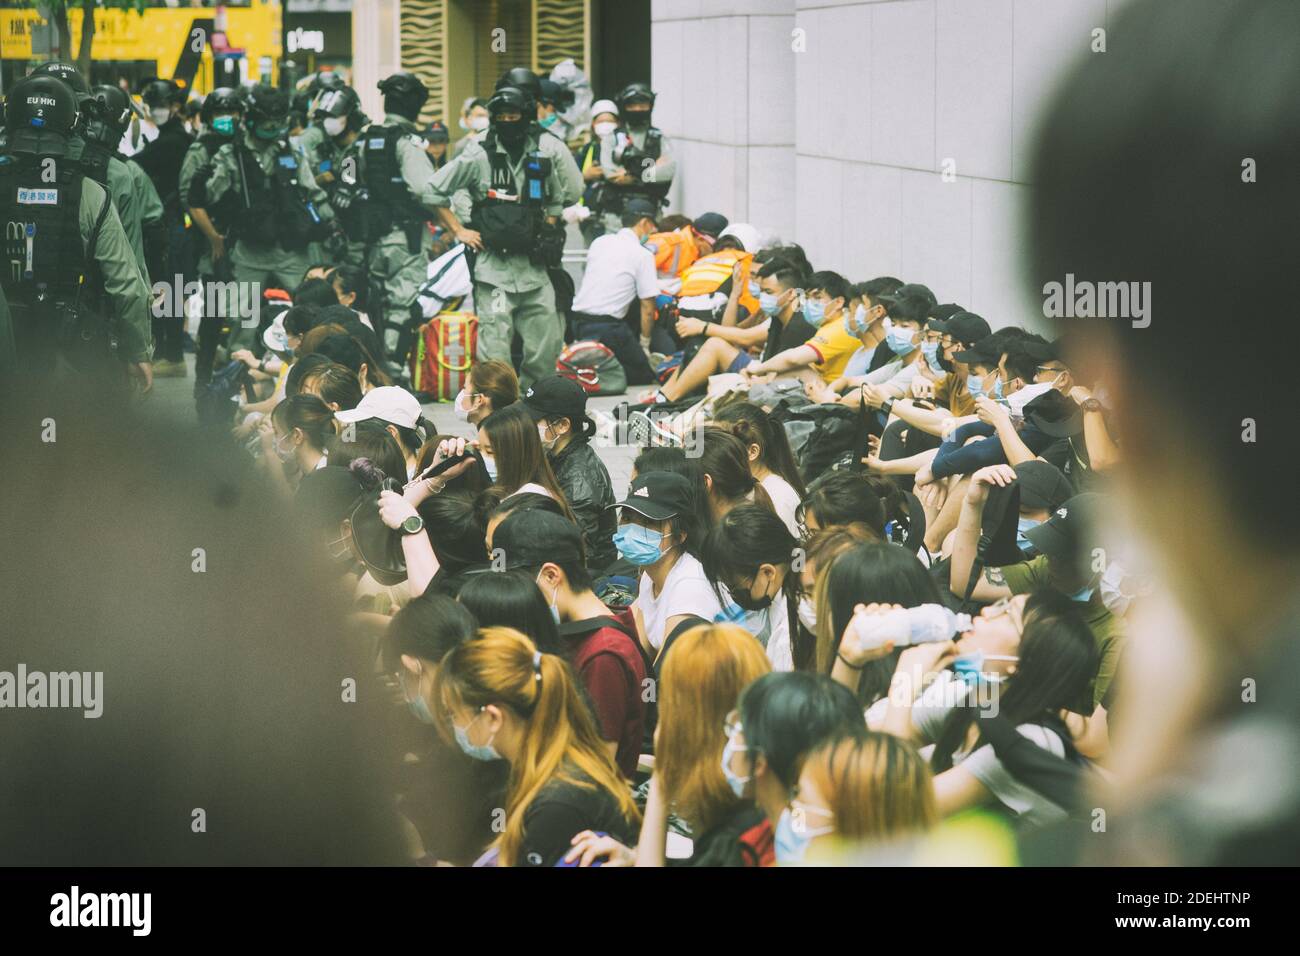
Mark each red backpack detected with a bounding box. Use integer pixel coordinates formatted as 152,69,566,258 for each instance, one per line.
557,340,627,396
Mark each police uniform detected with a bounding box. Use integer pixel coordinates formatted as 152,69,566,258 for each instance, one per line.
350,113,441,354
598,124,676,235
199,129,333,350
427,127,568,390
294,122,326,158
0,156,152,373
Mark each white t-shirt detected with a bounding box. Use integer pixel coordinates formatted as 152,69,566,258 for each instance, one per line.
760,474,801,538
713,589,793,672
571,228,659,319
867,671,1072,828
635,552,723,652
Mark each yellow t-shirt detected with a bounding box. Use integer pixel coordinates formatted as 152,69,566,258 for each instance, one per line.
805,317,862,383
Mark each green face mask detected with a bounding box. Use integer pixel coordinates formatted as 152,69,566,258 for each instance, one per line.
212,115,236,136
253,122,287,141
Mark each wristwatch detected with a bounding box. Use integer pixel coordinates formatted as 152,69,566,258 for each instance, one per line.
401,514,425,535
881,398,896,415
1080,398,1103,413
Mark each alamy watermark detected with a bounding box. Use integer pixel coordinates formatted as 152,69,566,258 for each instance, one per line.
151,274,262,329
0,664,103,718
1042,273,1151,328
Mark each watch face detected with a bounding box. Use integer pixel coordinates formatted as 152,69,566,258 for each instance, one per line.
402,515,423,534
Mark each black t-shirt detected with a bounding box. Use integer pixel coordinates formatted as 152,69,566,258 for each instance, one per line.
518,771,635,867
763,310,817,362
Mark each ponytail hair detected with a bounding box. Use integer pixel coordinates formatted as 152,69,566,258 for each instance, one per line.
711,402,808,499
271,393,336,452
699,427,774,517
432,627,640,866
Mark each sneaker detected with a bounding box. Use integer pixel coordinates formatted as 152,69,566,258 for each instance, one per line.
625,410,653,446
153,358,188,378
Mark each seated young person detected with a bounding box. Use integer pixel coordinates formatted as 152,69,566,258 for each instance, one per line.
638,260,812,404
434,627,641,866
495,508,648,779
736,270,858,391
807,293,931,408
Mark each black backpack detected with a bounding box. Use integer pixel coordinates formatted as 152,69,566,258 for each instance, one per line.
769,400,862,484
196,360,253,426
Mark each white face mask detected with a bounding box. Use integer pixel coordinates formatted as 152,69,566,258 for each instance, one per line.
797,596,817,633
323,115,347,137
150,107,171,126
593,121,617,139
453,389,473,422
1006,381,1056,418
469,115,490,132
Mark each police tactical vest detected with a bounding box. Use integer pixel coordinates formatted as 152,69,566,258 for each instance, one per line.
66,136,111,189
608,126,669,205
231,141,324,252
0,154,98,311
470,131,550,256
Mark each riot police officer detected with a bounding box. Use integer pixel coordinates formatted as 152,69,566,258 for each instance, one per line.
495,67,584,207
427,85,568,390
179,87,243,387
29,63,150,283
293,70,346,157
337,71,438,366
303,84,368,198
0,75,152,390
598,81,676,234
87,85,167,286
188,83,336,352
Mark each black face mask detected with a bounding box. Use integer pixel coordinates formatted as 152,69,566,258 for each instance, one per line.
494,117,529,149
730,572,775,612
625,109,652,129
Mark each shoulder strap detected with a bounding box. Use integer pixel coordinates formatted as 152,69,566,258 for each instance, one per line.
84,178,111,262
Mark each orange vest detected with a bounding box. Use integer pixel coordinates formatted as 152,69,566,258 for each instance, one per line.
646,227,698,278
678,249,758,315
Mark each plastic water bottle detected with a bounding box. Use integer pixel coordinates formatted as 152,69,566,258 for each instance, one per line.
851,604,972,651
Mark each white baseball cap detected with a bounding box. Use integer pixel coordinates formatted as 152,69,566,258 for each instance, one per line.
591,98,619,119
334,386,422,429
262,314,290,354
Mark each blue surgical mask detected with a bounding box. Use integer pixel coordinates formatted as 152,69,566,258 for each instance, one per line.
536,572,561,626
407,694,436,724
775,808,809,864
759,292,780,317
748,280,761,299
1068,585,1096,603
453,710,502,761
921,340,943,373
886,326,917,355
613,523,669,566
720,737,750,798
952,651,1018,683
539,114,558,129
212,115,236,137
803,298,826,326
1016,516,1042,555
966,374,984,399
846,303,869,336
481,453,498,481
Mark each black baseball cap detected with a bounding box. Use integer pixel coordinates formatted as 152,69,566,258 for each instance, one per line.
607,472,694,522
1025,493,1105,563
887,282,937,307
954,335,1002,366
933,311,992,347
623,197,658,221
520,376,595,438
1013,460,1075,511
1025,389,1084,438
928,302,965,324
692,212,729,240
495,509,585,570
424,120,449,143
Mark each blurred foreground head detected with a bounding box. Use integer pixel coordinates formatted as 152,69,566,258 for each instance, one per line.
0,387,404,865
1029,0,1300,863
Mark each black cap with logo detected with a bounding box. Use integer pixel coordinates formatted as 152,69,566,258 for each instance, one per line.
607,472,695,522
520,376,595,440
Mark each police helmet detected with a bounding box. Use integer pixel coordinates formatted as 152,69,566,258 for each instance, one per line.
495,67,540,113
244,84,290,125
90,84,133,130
141,78,183,109
312,85,361,120
4,74,80,156
538,78,574,111
615,82,656,111
487,86,530,118
31,61,90,97
314,70,347,93
200,87,245,124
